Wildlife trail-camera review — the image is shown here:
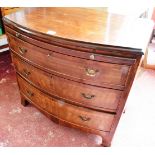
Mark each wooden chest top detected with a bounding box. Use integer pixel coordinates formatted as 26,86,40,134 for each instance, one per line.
3,7,154,52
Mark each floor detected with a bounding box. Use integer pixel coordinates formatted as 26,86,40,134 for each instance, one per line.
0,50,155,147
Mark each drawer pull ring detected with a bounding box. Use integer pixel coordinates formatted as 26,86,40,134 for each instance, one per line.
23,69,31,77
18,47,27,55
81,93,95,99
26,90,34,97
16,32,21,38
85,68,98,77
79,115,91,121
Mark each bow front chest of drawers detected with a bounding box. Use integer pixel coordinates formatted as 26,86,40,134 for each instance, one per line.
3,8,153,146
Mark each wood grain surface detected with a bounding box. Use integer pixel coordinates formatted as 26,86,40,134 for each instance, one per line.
4,7,153,51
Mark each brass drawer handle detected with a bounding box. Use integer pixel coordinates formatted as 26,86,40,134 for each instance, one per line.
85,68,98,77
79,115,91,121
81,93,95,99
26,90,34,97
18,47,27,55
16,32,21,38
23,69,31,77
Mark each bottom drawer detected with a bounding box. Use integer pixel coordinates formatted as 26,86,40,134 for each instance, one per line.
17,75,57,116
17,75,115,132
57,101,114,132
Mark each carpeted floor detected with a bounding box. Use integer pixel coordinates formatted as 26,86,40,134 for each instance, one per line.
0,51,155,147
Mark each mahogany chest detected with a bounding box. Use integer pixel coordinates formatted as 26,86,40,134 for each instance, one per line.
3,8,153,146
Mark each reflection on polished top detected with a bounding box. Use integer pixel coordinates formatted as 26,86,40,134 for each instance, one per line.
4,7,154,51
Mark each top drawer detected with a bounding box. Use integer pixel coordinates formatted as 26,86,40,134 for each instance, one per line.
7,32,131,90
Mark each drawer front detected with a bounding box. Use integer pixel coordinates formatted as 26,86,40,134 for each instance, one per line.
17,75,57,116
54,76,122,112
57,100,114,131
8,33,130,90
12,54,54,93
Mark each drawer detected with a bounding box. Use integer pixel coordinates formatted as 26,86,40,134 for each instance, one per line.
54,76,122,112
12,54,54,93
8,33,130,90
17,75,57,116
57,100,114,131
